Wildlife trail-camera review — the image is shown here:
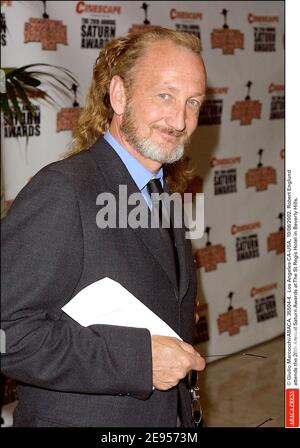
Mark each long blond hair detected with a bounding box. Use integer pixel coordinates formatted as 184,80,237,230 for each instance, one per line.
69,28,203,192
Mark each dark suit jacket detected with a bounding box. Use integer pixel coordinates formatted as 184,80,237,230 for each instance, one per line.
1,136,198,427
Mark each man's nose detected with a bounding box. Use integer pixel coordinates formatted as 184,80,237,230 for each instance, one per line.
165,102,186,132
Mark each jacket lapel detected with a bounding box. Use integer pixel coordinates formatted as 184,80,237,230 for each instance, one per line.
164,183,190,301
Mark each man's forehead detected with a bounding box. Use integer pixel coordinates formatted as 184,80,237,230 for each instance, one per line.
141,39,199,62
132,40,205,87
133,40,204,78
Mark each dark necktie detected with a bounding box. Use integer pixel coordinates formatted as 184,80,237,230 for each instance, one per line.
147,178,180,286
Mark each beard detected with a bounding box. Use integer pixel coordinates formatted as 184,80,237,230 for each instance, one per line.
120,100,189,164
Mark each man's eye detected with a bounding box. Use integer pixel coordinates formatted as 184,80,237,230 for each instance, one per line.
158,93,171,100
188,99,201,108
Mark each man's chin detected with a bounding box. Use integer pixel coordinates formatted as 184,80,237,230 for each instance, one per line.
138,141,185,164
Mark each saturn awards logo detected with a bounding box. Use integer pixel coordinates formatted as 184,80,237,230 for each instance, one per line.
251,283,278,323
269,83,284,120
245,149,277,191
232,221,260,262
231,81,262,125
1,12,7,46
211,9,244,55
76,2,120,49
24,1,67,50
217,292,248,336
248,13,279,52
198,87,228,126
212,156,240,195
4,104,41,138
170,7,202,49
194,226,226,272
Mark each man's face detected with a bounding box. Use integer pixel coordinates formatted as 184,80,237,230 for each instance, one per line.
120,40,206,164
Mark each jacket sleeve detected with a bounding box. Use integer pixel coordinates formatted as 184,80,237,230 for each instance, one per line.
1,167,153,399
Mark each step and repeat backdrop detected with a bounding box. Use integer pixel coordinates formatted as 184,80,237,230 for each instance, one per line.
1,0,284,391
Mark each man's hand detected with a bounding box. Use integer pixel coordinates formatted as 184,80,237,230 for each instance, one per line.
151,335,206,391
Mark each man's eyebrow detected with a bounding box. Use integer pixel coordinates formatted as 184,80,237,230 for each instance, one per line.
190,93,206,98
159,84,206,97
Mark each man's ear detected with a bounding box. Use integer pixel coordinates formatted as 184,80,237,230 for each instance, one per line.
109,75,126,115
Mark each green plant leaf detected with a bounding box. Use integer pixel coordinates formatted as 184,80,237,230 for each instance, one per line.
3,68,17,76
10,79,36,115
6,84,23,124
1,93,14,125
2,63,79,125
12,64,78,83
26,71,75,91
15,73,41,87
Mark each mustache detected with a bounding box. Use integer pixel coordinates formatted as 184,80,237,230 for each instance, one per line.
151,124,188,139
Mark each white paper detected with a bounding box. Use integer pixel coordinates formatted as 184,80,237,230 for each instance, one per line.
62,277,182,340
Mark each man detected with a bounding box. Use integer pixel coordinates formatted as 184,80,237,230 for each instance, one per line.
1,28,206,427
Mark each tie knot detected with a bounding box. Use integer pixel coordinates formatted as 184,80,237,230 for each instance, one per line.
147,178,164,196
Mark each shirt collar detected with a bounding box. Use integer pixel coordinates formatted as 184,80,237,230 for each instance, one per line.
103,131,164,190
